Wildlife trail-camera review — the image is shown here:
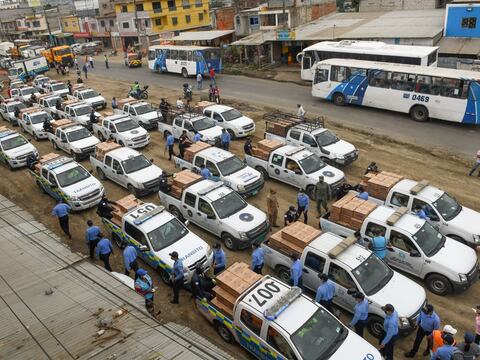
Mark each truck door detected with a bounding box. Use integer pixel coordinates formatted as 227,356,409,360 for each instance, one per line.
184,120,195,139
123,222,156,268
103,155,115,180
173,118,183,138
59,130,68,152
46,171,61,200
327,262,357,312
182,191,198,221
69,108,76,120
284,158,303,187
269,153,284,179
196,198,218,233
237,308,267,359
286,129,301,147
388,191,410,208
265,325,299,360
112,159,128,187
108,122,117,140
302,251,327,292
206,160,221,179
387,229,424,275
411,198,441,227
194,155,205,172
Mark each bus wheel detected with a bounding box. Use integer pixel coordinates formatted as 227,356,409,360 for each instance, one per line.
410,105,429,122
181,67,188,78
332,93,345,106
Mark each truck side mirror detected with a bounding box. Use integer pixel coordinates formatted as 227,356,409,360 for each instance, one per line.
139,245,148,252
409,250,421,257
149,158,154,163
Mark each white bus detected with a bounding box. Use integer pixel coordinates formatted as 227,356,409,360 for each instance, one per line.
311,58,480,124
298,40,438,81
147,45,221,78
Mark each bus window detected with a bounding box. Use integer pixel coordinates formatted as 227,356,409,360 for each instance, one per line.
303,54,312,70
331,66,347,82
178,50,187,61
148,50,156,60
441,78,469,99
391,72,415,91
170,49,178,60
431,77,442,96
187,50,193,61
350,67,367,77
314,69,329,84
415,75,432,94
368,70,390,88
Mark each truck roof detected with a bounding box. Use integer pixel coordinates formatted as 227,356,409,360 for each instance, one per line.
187,179,232,201
275,144,312,160
124,203,171,232
176,113,208,122
393,179,444,202
62,124,85,133
107,147,140,161
198,147,234,162
204,104,233,113
42,156,77,174
105,114,131,122
368,206,425,235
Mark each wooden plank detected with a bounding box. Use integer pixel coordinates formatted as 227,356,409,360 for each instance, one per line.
410,179,429,195
386,206,408,226
328,235,357,258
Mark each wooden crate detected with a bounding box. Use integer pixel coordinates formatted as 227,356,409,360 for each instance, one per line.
172,170,202,189
117,97,136,108
215,271,246,298
0,126,9,132
268,231,304,258
170,185,182,199
184,141,211,163
194,101,215,112
252,147,270,161
34,153,61,173
19,106,41,116
281,222,321,248
95,141,121,160
213,286,237,308
61,99,79,109
258,139,283,152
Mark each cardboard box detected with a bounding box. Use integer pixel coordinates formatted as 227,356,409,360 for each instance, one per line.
95,141,121,159
281,222,321,248
268,231,304,258
115,194,142,213
211,297,234,319
172,170,202,190
258,139,283,152
117,97,136,108
213,286,237,308
252,147,270,161
184,141,211,163
34,152,62,173
51,119,74,131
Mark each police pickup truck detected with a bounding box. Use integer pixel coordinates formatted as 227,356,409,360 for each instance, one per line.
70,87,106,110
55,100,101,129
0,99,26,125
18,106,53,140
42,80,69,99
0,127,38,169
197,263,382,360
90,143,162,196
245,142,345,199
47,120,100,160
158,111,222,146
92,114,150,148
113,99,161,130
264,113,358,166
32,75,50,92
30,153,104,210
101,196,213,284
38,94,62,119
202,104,255,139
356,173,480,248
10,85,41,103
320,200,479,296
175,145,264,197
159,172,269,250
261,226,426,338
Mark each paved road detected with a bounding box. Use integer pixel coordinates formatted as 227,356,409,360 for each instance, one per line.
93,61,479,157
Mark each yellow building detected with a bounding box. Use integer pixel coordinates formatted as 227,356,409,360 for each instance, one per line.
61,15,81,33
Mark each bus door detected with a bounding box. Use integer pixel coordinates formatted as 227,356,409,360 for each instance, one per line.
463,80,480,124
301,52,313,81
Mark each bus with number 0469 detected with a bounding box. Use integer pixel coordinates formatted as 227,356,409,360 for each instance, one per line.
311,58,480,125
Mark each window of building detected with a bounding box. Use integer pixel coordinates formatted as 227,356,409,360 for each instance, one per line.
144,19,150,27
100,20,105,27
183,0,190,8
121,5,128,12
462,17,477,29
136,3,144,11
155,18,161,26
64,21,68,27
172,17,178,25
91,23,97,30
277,13,288,26
195,0,202,7
249,16,259,25
168,0,176,10
198,12,204,21
185,14,191,23
122,22,129,28
109,19,114,27
152,1,162,12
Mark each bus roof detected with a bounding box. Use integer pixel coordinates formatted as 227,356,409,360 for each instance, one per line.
303,40,437,58
317,58,480,80
148,45,219,51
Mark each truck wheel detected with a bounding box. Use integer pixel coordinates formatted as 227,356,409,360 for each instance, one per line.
20,125,26,133
276,266,291,283
36,180,47,194
71,150,79,161
426,274,452,296
216,322,234,343
163,130,171,140
127,184,139,197
112,232,125,249
306,185,315,200
52,140,59,150
97,133,105,142
332,93,345,106
140,92,148,100
96,167,106,180
222,233,236,251
169,206,184,221
255,166,269,180
159,268,171,285
227,129,235,140
410,105,429,122
181,67,188,78
33,133,39,141
367,315,384,339
119,141,125,147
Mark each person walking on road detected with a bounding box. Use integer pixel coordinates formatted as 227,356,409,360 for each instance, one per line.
297,189,309,224
196,73,203,90
266,188,279,227
350,292,369,338
104,54,109,69
134,268,155,316
170,251,184,304
297,104,305,121
85,220,101,259
96,236,113,271
405,303,440,358
208,84,215,102
251,243,265,274
221,129,230,151
290,254,303,288
468,150,480,176
315,273,335,312
214,86,221,104
52,199,71,238
212,242,226,275
315,175,330,218
379,304,399,360
209,66,216,85
123,245,138,278
88,55,94,68
82,63,88,79
166,133,175,161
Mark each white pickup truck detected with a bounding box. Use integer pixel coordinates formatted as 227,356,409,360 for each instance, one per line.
264,114,358,166
175,146,264,197
55,101,100,129
101,198,213,284
18,107,53,140
159,175,269,250
197,265,382,360
90,145,162,196
158,112,222,146
48,122,100,160
43,81,69,99
245,144,345,199
38,94,62,119
71,87,106,110
0,128,38,169
114,100,161,130
33,75,50,92
92,114,150,148
10,85,41,103
320,204,479,296
359,176,480,248
262,230,427,339
30,154,104,210
203,104,255,139
0,99,26,125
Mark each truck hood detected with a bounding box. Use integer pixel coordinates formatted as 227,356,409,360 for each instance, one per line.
153,233,209,270
120,127,148,139
229,115,254,128
83,95,105,104
53,89,69,96
128,165,163,183
221,204,266,232
199,126,222,140
76,113,100,124
32,123,46,132
368,271,425,318
224,166,262,187
448,207,480,238
309,165,345,186
70,136,100,151
430,237,477,274
330,331,382,360
5,143,36,158
138,111,159,121
62,176,103,198
323,139,356,157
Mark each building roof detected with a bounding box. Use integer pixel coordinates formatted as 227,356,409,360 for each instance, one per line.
438,37,480,56
0,195,236,360
169,30,235,42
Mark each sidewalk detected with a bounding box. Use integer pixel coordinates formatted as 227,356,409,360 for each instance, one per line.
223,63,310,86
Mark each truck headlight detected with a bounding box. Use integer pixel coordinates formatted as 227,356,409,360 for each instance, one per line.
70,195,80,201
399,317,410,328
335,154,345,159
237,184,245,192
239,232,248,240
473,235,480,243
459,273,468,283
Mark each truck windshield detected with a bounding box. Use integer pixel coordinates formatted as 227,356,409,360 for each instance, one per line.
46,98,60,107
21,87,35,96
116,119,138,132
299,154,326,174
52,83,67,91
54,48,71,56
81,90,100,99
193,117,216,131
148,218,188,251
7,103,25,112
315,130,339,147
134,104,155,115
217,156,246,176
1,135,28,150
432,192,462,221
221,109,242,121
212,191,247,219
352,254,393,295
75,106,92,116
122,155,151,174
412,222,445,257
67,128,91,142
291,308,347,360
56,165,91,187
31,112,52,124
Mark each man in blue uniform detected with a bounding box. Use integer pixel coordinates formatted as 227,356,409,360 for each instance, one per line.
380,304,399,360
123,245,138,278
405,303,440,358
221,129,231,151
296,189,310,224
315,273,335,312
166,133,175,161
85,219,100,259
290,254,303,288
212,242,226,275
52,199,71,238
170,251,184,304
96,236,113,271
251,243,265,274
350,292,369,338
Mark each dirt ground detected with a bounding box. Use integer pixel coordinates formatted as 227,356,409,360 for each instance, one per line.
2,69,480,360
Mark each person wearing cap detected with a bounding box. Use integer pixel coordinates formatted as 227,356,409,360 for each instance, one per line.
431,333,455,360
52,199,72,239
284,205,297,226
212,242,226,275
456,332,480,360
405,303,441,358
350,292,369,338
251,243,265,274
315,273,335,312
380,304,399,360
169,251,184,304
266,188,279,228
369,229,389,260
315,176,330,218
297,189,310,224
289,254,303,288
428,325,458,354
356,186,369,201
123,245,138,279
96,236,113,271
134,268,155,315
85,219,100,259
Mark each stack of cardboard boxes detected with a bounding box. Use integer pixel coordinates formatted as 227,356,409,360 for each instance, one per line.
251,139,283,161
265,120,294,137
360,171,404,200
194,101,215,113
330,193,378,230
19,106,40,117
34,152,61,173
184,141,211,163
268,222,322,257
61,99,79,110
169,170,202,199
51,119,74,131
211,262,262,318
117,97,136,109
94,141,121,160
111,194,143,226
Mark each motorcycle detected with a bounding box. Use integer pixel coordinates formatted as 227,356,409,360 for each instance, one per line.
183,83,192,101
128,85,149,100
110,49,118,56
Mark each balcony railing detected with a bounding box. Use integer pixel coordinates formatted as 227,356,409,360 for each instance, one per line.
168,5,176,10
153,7,162,12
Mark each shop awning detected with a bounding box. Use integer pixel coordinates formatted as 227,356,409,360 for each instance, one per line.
230,31,274,46
154,30,234,42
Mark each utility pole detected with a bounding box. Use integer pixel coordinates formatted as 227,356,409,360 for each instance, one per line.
133,0,141,48
43,6,54,46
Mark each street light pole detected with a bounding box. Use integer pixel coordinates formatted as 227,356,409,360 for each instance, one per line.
133,0,141,48
43,6,54,46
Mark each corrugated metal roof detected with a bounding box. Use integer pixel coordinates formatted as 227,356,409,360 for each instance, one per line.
438,37,480,55
166,30,235,42
0,195,236,360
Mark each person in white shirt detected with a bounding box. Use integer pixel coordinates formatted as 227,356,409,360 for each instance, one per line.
176,97,184,109
297,104,305,120
468,150,480,176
